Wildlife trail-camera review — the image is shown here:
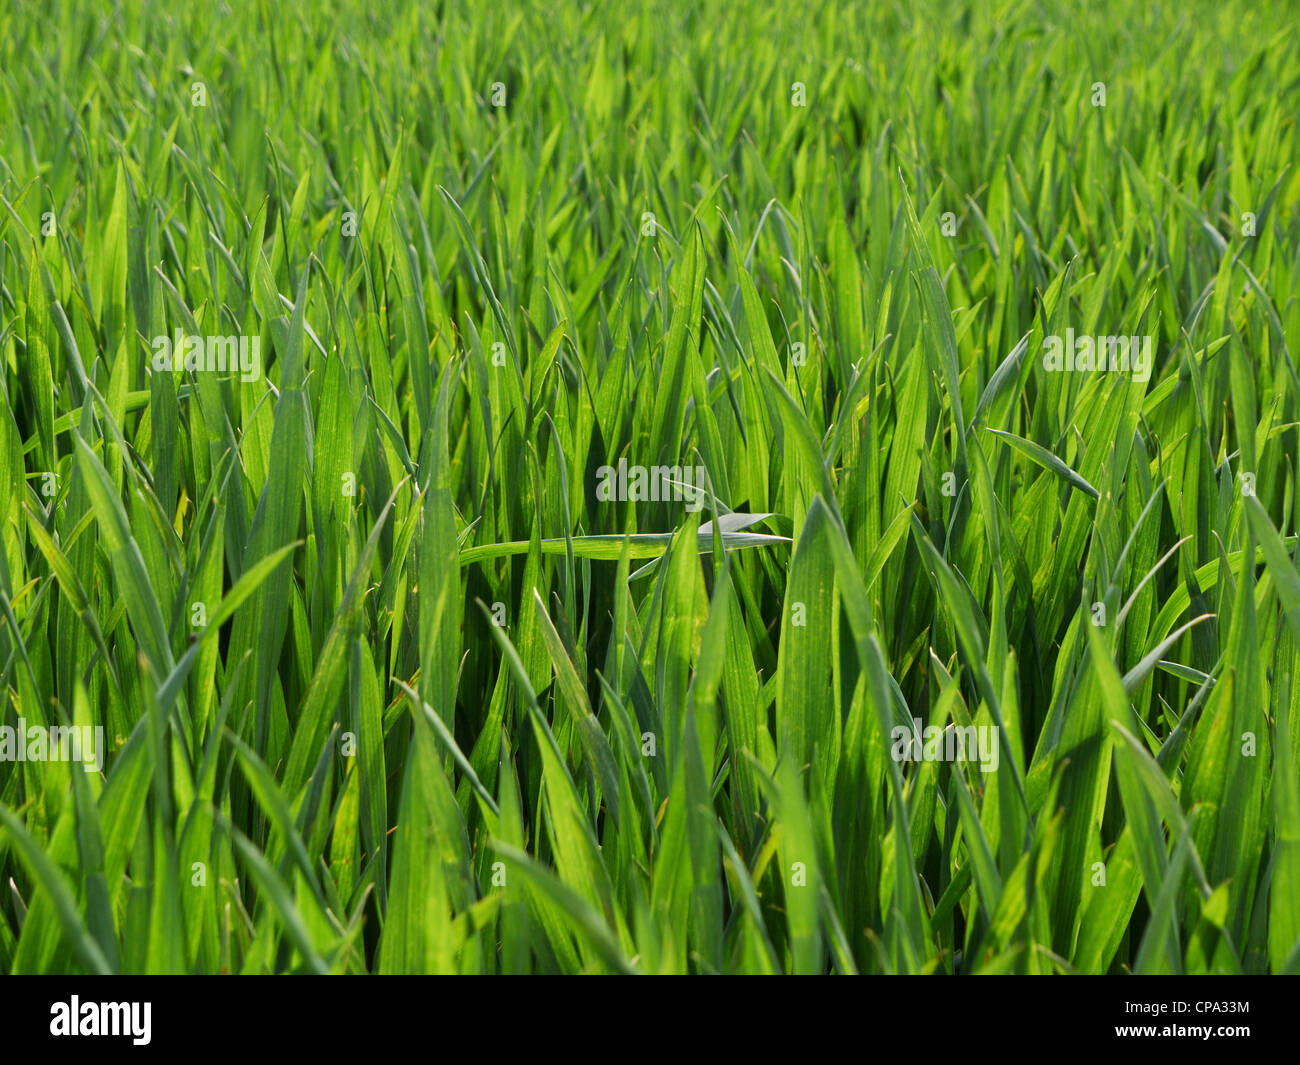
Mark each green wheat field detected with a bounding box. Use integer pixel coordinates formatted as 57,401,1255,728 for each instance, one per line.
1,0,1298,975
